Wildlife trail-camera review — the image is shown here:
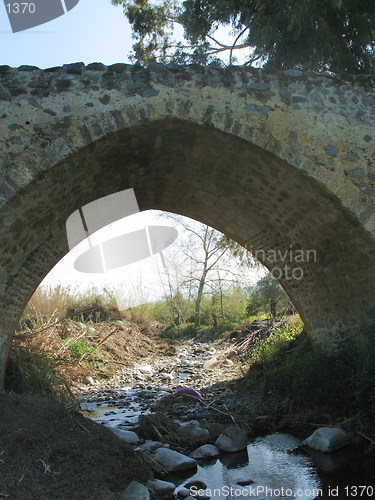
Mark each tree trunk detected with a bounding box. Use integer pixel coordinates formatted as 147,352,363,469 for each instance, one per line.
194,270,207,327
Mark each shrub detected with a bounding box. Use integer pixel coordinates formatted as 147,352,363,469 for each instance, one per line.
160,322,198,339
247,323,375,426
5,332,73,402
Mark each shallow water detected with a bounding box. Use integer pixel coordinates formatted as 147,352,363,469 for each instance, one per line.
79,340,374,498
80,387,375,500
171,433,321,500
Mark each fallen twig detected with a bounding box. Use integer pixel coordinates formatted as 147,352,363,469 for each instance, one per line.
71,416,91,434
35,459,52,473
357,431,375,446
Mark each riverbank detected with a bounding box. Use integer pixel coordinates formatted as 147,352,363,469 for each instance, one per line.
2,316,375,498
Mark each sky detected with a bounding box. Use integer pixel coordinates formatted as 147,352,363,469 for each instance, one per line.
1,1,260,302
0,0,133,68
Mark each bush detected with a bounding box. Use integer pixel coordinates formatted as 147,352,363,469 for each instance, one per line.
247,324,375,425
247,315,303,365
160,322,198,339
5,332,73,402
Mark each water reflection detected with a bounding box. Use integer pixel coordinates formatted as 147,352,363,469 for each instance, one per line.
174,433,321,500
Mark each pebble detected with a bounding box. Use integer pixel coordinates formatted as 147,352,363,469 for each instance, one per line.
184,479,207,490
237,479,255,486
83,376,95,385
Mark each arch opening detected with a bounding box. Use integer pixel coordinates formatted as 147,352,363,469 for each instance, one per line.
1,118,375,385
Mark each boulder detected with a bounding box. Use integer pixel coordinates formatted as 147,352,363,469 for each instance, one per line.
136,440,164,454
154,448,197,472
178,422,210,441
215,426,248,452
137,364,154,374
109,428,140,444
190,444,219,459
302,427,350,452
119,481,150,500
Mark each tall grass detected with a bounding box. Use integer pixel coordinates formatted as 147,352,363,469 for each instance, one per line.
23,285,77,321
7,284,127,399
23,284,125,324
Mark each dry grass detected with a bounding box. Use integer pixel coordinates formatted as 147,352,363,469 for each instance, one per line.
7,315,101,399
23,284,77,321
23,284,126,324
7,284,176,400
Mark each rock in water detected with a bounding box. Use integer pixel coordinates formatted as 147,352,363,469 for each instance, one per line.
109,428,140,444
147,479,176,496
154,448,197,472
302,427,350,452
184,479,208,489
176,488,191,498
119,481,150,500
215,427,248,452
190,444,220,459
178,422,210,441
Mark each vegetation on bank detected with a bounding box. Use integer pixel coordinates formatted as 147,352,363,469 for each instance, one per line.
243,318,375,435
6,278,288,398
6,286,149,400
6,280,375,440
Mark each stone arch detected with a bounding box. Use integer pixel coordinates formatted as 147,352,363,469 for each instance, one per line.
1,63,375,386
1,117,375,386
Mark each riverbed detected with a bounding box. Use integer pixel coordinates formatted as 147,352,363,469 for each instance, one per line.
79,340,375,499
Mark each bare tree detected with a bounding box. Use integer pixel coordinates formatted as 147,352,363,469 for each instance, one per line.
158,214,234,326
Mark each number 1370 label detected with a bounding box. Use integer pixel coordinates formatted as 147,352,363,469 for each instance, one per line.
3,0,80,33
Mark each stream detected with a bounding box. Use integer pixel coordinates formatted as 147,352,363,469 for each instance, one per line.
79,341,375,499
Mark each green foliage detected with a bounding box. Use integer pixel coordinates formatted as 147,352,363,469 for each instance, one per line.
245,312,269,323
112,0,176,65
246,274,289,318
5,342,72,402
160,322,197,339
113,0,374,73
160,320,237,340
62,339,94,359
247,324,375,423
248,316,304,365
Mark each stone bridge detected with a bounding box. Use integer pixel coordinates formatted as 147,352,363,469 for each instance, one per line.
0,62,374,386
